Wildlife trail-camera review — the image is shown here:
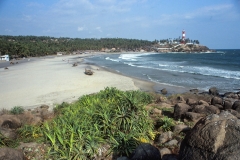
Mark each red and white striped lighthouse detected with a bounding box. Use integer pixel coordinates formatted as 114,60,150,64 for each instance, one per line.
182,30,185,44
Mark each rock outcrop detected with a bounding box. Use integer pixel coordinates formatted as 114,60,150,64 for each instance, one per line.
130,143,161,160
0,147,25,160
179,111,240,160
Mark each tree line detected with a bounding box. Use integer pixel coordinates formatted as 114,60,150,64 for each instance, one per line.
0,36,153,58
0,35,201,58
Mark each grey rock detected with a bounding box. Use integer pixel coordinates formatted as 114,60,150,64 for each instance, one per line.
186,98,198,106
232,101,240,113
165,139,178,147
160,148,171,158
189,89,199,93
117,156,130,160
161,88,168,95
185,112,204,122
179,111,240,160
177,96,185,102
223,100,233,110
174,103,191,119
0,147,25,160
198,100,209,107
211,97,223,105
130,143,161,160
158,131,173,144
173,124,191,134
209,87,219,96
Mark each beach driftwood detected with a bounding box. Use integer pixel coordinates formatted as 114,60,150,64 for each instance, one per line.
85,68,93,75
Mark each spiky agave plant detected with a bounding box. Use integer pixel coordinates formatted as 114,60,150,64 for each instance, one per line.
29,87,154,159
159,116,175,132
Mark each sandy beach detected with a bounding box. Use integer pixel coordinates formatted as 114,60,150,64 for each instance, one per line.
0,54,152,110
0,53,190,111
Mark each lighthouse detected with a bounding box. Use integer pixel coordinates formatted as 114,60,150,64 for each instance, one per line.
182,30,185,44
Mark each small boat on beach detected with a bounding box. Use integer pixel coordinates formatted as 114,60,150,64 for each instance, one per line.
85,68,93,75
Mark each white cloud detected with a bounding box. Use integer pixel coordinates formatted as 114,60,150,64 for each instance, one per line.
5,29,12,32
78,27,84,31
96,27,102,32
22,14,33,22
153,3,235,26
184,4,233,19
26,2,43,8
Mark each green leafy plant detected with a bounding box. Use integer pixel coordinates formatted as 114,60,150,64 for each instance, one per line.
10,106,24,115
18,87,154,159
159,116,175,132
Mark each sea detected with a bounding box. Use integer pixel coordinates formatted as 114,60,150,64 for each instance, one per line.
85,49,240,94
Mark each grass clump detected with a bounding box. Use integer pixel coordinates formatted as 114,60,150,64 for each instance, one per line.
10,106,24,115
159,116,175,132
20,87,154,159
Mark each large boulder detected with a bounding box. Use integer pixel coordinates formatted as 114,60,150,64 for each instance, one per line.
198,100,209,107
209,87,219,96
211,97,223,105
158,131,173,144
223,100,232,110
174,103,191,119
161,88,168,95
173,124,191,134
0,115,21,129
186,98,197,106
224,92,239,99
130,143,161,160
184,112,205,122
0,147,25,160
192,105,220,115
225,109,240,119
179,111,240,160
232,101,240,113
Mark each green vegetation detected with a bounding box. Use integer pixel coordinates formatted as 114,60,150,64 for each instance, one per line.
159,116,175,132
10,106,24,115
17,87,154,159
0,36,153,58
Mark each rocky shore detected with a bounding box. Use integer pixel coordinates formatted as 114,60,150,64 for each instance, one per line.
101,43,213,53
1,86,240,159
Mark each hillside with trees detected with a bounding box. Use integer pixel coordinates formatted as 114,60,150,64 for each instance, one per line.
0,35,205,59
0,36,153,58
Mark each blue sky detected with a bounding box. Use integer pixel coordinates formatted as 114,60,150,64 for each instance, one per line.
0,0,240,49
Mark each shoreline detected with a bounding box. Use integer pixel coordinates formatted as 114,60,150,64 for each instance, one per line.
0,52,191,111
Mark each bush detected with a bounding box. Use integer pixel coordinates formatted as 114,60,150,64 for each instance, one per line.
10,106,24,115
159,116,175,132
26,87,154,159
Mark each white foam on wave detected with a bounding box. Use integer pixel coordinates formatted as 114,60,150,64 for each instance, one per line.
105,57,120,62
132,62,240,80
119,53,158,61
123,62,136,67
159,64,168,67
143,74,185,88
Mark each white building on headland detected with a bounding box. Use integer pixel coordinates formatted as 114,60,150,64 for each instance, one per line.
0,55,9,61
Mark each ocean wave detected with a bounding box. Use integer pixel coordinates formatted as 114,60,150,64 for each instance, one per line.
105,57,120,62
127,62,240,80
143,73,185,87
119,53,158,61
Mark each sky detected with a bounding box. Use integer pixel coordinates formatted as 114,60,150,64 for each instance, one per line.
0,0,240,49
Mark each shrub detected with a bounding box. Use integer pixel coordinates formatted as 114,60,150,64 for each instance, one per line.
10,106,24,115
26,87,154,159
159,116,175,132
